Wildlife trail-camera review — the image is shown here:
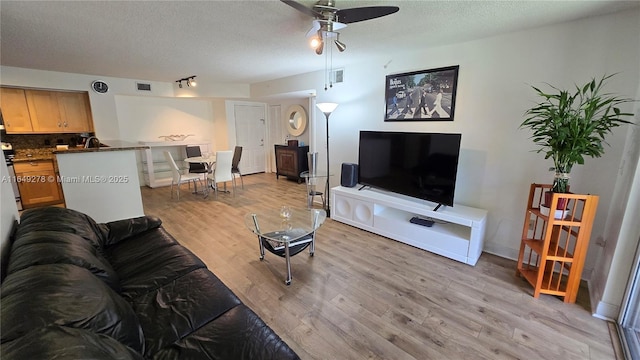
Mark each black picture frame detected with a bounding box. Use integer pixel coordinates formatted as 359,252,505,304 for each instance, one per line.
384,65,459,122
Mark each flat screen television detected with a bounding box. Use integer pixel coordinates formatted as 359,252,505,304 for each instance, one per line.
358,131,462,208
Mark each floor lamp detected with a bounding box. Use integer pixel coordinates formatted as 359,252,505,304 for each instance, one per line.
316,102,338,217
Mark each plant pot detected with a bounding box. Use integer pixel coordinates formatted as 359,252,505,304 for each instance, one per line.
540,204,571,219
544,191,568,210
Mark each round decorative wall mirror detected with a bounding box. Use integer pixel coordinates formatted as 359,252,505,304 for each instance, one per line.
285,105,307,137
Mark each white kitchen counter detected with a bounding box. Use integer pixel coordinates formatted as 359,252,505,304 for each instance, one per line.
55,146,146,223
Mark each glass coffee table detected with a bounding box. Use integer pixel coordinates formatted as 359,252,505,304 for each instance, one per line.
245,207,326,285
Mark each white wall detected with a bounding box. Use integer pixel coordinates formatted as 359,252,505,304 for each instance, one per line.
0,159,20,260
590,83,640,320
114,95,214,144
251,10,640,282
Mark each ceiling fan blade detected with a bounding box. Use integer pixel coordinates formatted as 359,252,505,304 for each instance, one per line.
336,6,399,24
281,0,321,18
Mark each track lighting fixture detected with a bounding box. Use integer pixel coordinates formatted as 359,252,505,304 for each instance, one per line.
175,75,197,88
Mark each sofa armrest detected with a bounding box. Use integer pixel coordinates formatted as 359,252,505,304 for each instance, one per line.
100,216,162,247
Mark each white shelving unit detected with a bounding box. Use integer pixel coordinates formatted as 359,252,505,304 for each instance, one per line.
139,141,210,188
331,186,488,265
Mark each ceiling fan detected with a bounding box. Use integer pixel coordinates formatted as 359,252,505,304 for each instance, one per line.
282,0,399,54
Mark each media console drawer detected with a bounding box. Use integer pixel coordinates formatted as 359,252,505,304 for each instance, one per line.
331,186,487,265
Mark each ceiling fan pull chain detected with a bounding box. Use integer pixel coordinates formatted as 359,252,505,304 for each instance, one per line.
324,33,329,91
329,38,334,89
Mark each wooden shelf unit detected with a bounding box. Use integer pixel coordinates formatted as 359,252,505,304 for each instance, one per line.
516,183,599,303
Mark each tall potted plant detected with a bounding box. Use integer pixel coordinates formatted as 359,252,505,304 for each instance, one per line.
521,74,635,206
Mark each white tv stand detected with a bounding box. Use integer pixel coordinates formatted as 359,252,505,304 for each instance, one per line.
331,186,487,265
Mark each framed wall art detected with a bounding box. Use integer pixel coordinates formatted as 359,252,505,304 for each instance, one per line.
385,65,459,122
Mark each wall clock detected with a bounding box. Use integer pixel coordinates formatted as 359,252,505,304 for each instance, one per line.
91,80,109,94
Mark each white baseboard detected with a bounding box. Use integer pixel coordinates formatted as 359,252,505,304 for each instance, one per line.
592,300,619,321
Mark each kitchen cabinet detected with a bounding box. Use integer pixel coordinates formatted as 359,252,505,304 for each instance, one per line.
55,91,94,132
14,160,64,208
25,89,63,132
0,88,33,132
1,87,94,134
275,144,309,183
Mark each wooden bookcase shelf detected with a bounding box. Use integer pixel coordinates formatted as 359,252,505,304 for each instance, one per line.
516,183,599,303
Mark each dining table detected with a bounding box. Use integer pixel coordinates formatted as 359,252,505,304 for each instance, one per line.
184,154,216,197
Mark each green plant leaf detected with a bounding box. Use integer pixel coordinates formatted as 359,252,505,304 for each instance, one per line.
520,74,636,189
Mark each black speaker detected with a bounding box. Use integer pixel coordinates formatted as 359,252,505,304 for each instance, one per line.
341,163,358,187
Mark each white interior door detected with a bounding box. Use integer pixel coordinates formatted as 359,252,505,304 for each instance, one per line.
234,104,266,174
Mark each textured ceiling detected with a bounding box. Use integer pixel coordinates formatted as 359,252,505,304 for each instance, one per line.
1,0,638,85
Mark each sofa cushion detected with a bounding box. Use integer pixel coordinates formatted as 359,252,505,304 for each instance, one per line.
0,264,144,353
105,228,206,299
152,304,300,360
5,230,120,291
130,268,242,356
0,326,144,360
16,207,106,251
100,215,163,247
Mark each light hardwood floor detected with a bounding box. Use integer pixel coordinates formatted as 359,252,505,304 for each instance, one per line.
141,173,616,360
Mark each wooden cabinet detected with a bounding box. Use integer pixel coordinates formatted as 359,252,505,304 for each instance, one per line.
56,91,94,132
1,87,94,134
0,87,33,132
25,89,63,132
275,145,309,183
14,160,64,208
516,183,599,303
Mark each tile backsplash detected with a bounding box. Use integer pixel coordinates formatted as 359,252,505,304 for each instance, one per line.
2,133,86,150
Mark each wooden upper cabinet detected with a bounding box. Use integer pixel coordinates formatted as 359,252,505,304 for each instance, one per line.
1,87,94,134
1,88,34,133
56,91,94,133
25,89,63,132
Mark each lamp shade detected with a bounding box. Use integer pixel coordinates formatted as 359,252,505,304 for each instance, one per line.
316,102,338,115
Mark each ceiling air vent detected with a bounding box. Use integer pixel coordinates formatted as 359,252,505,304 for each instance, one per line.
331,69,344,84
136,82,151,91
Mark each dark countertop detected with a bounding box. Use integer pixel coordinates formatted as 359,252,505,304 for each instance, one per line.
54,140,148,155
12,140,149,162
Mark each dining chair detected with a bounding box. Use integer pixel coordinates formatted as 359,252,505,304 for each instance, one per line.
231,146,244,189
163,151,203,200
185,146,208,175
207,150,234,199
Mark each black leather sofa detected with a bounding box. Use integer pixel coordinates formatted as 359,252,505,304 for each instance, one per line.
0,207,300,360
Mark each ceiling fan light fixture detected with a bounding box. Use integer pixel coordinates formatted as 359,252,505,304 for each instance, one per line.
334,33,346,52
310,36,322,49
315,40,324,55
